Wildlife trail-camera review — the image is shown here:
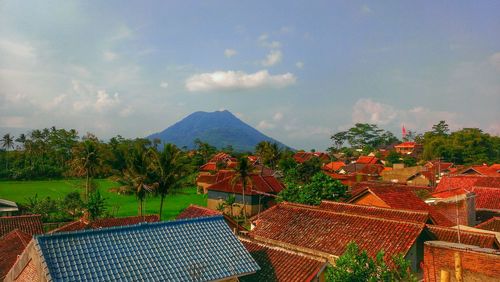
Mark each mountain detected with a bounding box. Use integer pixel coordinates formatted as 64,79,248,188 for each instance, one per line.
147,110,289,152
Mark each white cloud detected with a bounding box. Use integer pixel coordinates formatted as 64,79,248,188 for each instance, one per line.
257,120,275,130
103,51,118,61
273,112,284,121
0,39,36,59
352,98,397,125
110,24,134,41
361,4,372,14
296,61,304,69
258,34,281,49
95,90,120,112
262,50,282,67
489,52,500,70
224,49,237,58
185,70,296,92
160,81,169,88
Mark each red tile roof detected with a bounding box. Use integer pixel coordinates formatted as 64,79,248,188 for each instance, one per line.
426,225,499,249
435,175,485,193
293,152,329,163
356,156,379,164
461,165,500,176
349,186,454,226
250,203,425,263
425,161,454,171
51,215,160,233
176,205,246,233
0,229,32,279
239,237,326,282
322,161,345,172
200,162,217,172
176,205,221,219
394,142,418,148
209,152,233,163
0,215,43,237
196,170,235,185
473,187,500,211
490,164,500,170
207,173,284,195
431,188,469,199
319,201,431,224
475,217,500,232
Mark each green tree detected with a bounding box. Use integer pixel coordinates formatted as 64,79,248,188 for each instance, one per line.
1,133,14,170
326,242,417,282
86,189,107,221
149,144,189,220
431,120,449,136
255,141,281,170
121,143,154,216
231,156,252,222
60,191,84,219
278,172,348,205
70,136,102,200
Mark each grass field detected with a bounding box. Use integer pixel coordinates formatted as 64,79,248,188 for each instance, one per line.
0,179,207,220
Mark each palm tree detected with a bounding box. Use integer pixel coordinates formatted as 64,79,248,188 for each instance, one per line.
149,144,188,220
1,133,14,170
121,144,153,216
70,138,101,200
231,156,252,222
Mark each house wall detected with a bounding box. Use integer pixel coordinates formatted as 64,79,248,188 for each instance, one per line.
422,241,500,282
351,194,390,208
5,241,48,282
207,191,275,217
431,194,476,226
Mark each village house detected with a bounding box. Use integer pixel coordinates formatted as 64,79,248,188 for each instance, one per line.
0,199,18,216
347,183,454,226
176,204,245,234
394,141,423,156
458,165,500,176
293,151,330,164
0,215,43,238
5,216,260,282
321,161,345,173
49,215,160,233
206,173,284,217
380,166,431,186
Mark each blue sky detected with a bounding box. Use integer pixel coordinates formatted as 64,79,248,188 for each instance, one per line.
1,1,499,150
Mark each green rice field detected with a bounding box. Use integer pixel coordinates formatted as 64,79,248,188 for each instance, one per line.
0,179,206,220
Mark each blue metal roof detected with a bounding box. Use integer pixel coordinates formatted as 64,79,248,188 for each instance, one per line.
35,216,259,281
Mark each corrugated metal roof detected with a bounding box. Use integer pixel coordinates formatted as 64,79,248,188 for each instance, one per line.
35,216,260,281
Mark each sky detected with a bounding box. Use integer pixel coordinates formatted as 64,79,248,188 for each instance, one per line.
1,1,499,150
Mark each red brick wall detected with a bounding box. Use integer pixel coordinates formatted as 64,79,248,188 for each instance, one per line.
431,195,476,226
423,241,500,281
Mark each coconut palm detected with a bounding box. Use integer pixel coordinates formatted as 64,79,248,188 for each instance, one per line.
149,144,188,220
120,144,153,216
1,133,14,170
231,156,252,222
70,138,101,200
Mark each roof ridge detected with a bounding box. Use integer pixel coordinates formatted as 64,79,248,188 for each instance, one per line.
280,202,425,227
238,236,326,262
0,214,41,219
426,225,497,238
38,215,225,239
320,200,429,215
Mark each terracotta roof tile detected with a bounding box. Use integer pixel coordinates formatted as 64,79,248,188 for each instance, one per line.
319,201,430,224
435,175,500,193
209,152,233,163
176,205,221,219
475,217,500,232
426,225,499,249
394,142,418,148
356,156,379,164
200,162,217,172
240,237,326,282
207,174,284,195
322,161,345,172
473,187,500,211
0,229,32,279
250,203,425,263
293,152,329,163
349,186,453,226
0,215,43,237
51,215,160,233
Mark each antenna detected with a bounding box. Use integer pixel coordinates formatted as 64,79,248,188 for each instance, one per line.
455,193,461,244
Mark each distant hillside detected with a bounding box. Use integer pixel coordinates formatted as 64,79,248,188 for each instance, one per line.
147,110,289,152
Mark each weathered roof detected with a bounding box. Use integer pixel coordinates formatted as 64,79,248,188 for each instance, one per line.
460,165,500,176
322,161,345,172
0,214,43,237
0,199,18,212
207,173,284,195
435,175,500,193
381,166,426,183
250,203,425,262
35,216,260,281
475,217,500,232
426,225,499,249
239,237,326,282
356,156,379,164
319,201,430,224
348,186,454,226
473,187,500,211
0,229,32,279
51,215,160,233
293,152,329,163
176,205,222,219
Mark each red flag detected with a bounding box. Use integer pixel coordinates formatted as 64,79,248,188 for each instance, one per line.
402,125,407,138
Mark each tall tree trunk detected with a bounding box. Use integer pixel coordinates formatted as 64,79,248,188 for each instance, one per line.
159,194,165,221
